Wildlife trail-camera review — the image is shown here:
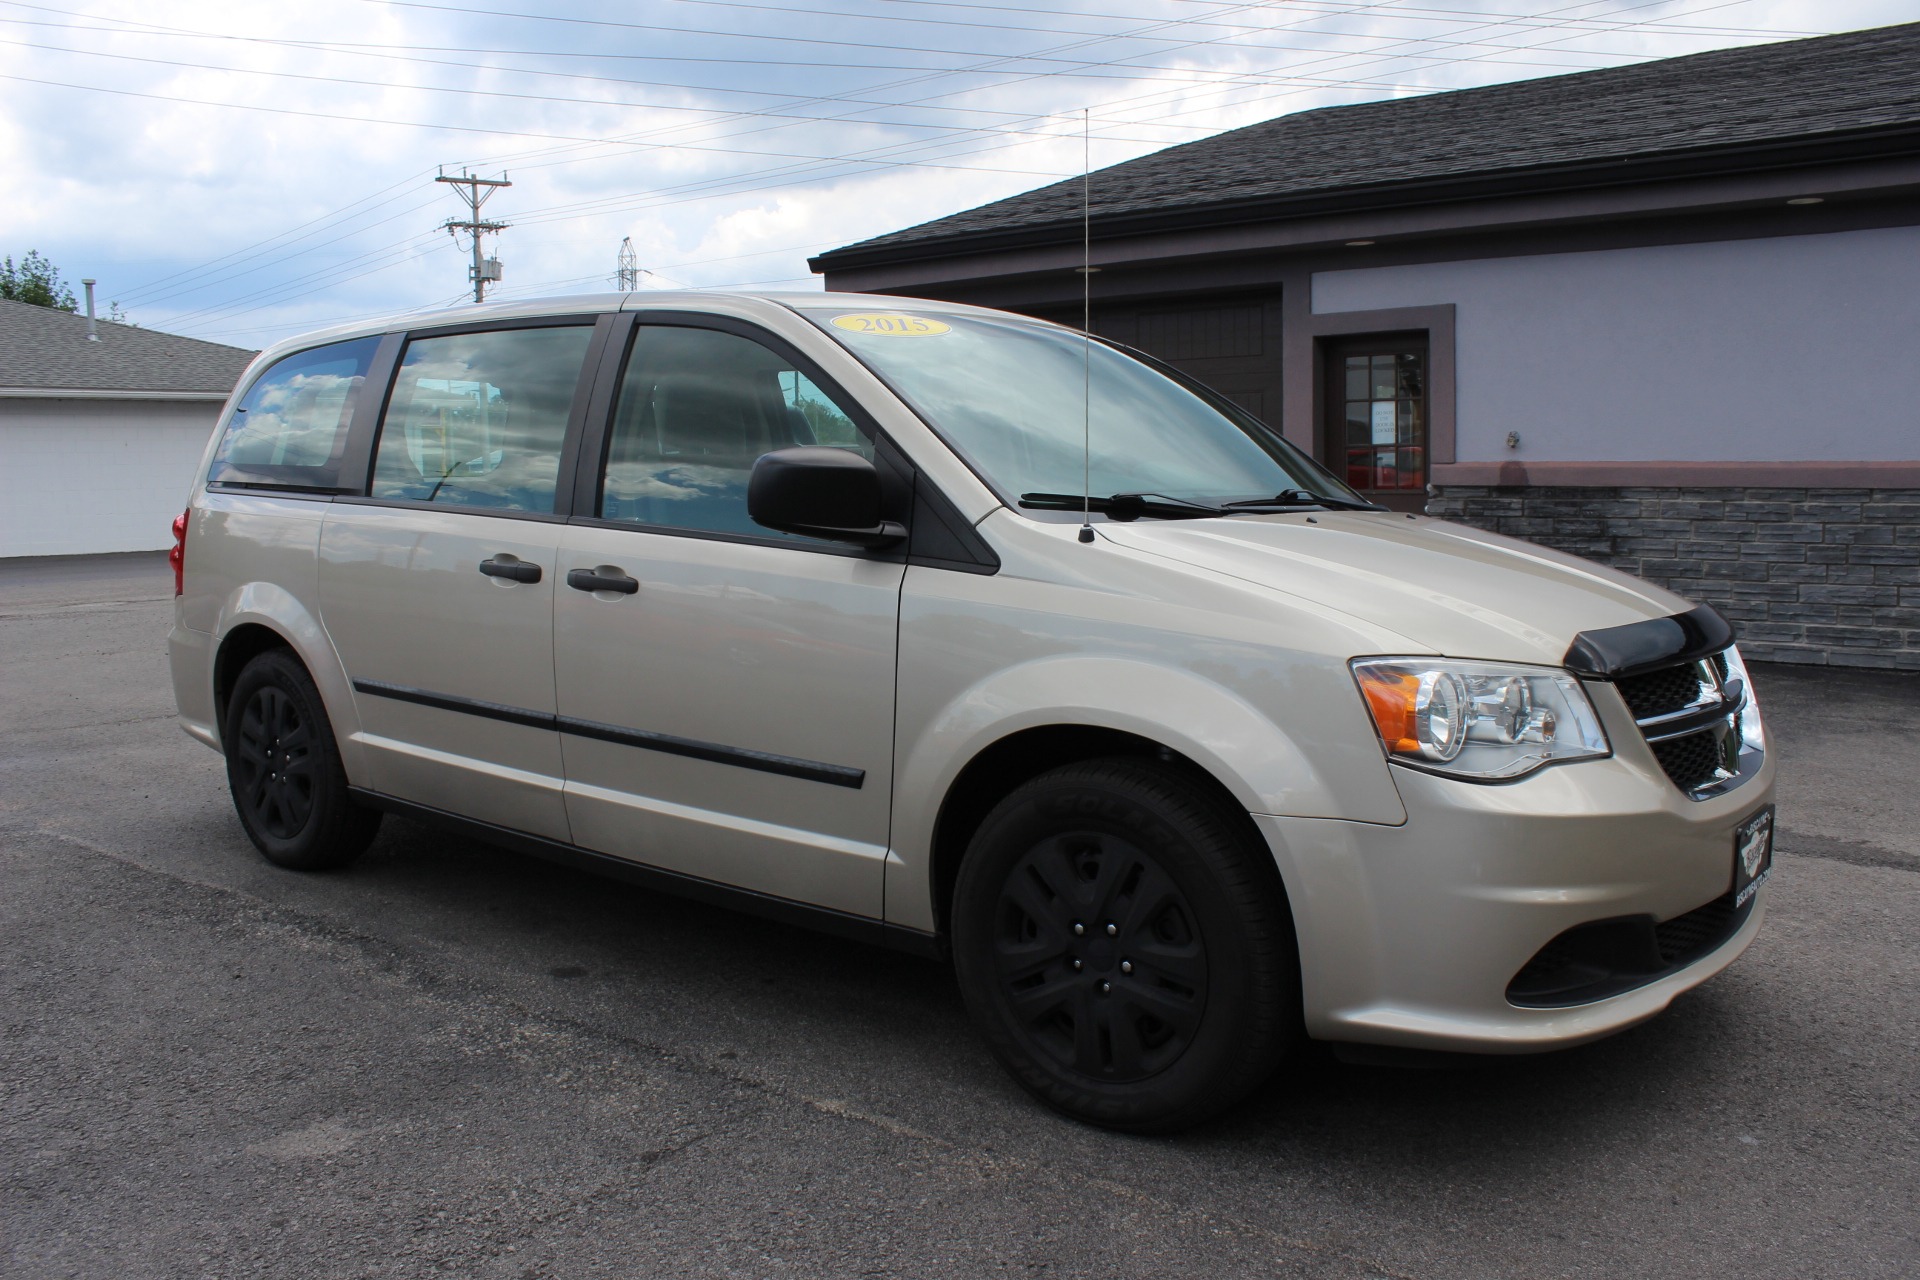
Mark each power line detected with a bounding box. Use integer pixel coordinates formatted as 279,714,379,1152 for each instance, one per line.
112,172,433,305
161,230,451,330
1072,0,1792,131
0,0,1797,180
0,33,1205,149
776,0,1788,181
445,0,1781,264
111,0,1834,337
0,0,1821,80
122,195,447,309
0,70,1079,177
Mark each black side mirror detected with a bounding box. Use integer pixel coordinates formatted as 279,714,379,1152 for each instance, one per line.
748,447,905,548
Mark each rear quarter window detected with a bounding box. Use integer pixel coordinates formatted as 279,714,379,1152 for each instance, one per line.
207,337,381,490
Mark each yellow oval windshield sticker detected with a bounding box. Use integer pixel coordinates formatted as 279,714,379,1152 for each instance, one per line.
830,313,952,336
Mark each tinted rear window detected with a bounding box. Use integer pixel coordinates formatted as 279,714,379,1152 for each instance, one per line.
208,337,380,490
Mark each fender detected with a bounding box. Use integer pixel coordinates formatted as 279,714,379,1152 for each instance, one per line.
885,654,1408,934
212,581,367,784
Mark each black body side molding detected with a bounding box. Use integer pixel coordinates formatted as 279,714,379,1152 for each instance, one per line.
1562,604,1736,680
349,788,945,960
352,678,554,731
350,678,864,788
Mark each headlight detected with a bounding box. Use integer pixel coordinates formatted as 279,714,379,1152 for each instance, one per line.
1350,657,1610,781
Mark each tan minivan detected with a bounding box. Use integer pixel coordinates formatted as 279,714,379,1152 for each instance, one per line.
169,292,1774,1131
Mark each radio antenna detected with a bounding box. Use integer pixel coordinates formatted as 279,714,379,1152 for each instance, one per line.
1078,107,1094,545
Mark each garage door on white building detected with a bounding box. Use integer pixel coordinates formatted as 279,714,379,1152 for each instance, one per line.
0,395,226,558
0,296,254,559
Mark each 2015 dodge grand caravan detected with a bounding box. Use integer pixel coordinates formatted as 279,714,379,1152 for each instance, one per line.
169,292,1774,1131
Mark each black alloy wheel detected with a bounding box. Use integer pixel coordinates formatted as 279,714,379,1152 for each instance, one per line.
233,682,315,840
952,758,1300,1133
990,831,1209,1083
223,648,380,870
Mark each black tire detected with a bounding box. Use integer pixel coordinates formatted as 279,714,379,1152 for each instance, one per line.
951,758,1301,1133
222,648,380,871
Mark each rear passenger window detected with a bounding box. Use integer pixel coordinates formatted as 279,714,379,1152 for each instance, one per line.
599,326,873,538
370,325,594,514
208,337,379,489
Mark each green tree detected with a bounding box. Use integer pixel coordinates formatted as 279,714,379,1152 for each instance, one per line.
0,251,79,311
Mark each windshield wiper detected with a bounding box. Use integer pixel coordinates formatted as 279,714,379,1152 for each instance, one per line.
1021,488,1385,520
1019,492,1227,521
1220,488,1386,513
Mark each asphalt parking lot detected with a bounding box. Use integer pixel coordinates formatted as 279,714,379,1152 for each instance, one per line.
3,552,1916,1279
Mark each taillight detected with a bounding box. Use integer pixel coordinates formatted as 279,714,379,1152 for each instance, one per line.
169,508,189,596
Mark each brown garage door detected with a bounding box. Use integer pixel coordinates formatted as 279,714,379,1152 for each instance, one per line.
1030,295,1285,432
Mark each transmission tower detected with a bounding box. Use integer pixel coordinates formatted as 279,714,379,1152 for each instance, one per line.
436,169,511,303
616,237,640,291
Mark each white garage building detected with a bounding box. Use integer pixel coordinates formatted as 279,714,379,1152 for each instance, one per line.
0,299,254,558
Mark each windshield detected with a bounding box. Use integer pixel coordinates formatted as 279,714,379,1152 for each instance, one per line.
801,306,1361,516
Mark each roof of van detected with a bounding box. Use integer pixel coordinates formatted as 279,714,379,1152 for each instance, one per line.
241,290,1032,366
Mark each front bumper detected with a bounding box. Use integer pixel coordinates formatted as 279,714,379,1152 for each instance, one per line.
1258,728,1775,1053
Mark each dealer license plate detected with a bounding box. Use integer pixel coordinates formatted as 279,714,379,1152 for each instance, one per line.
1733,806,1775,908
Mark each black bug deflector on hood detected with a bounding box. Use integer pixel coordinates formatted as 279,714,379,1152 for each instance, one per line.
1563,605,1736,681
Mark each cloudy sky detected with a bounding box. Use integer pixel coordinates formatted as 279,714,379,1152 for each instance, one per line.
1,0,1912,351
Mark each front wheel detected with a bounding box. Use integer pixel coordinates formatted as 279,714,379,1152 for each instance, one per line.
951,758,1301,1133
223,649,380,871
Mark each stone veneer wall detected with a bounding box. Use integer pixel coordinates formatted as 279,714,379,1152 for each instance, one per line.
1425,486,1920,670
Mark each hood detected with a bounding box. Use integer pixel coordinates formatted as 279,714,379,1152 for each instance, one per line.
1096,513,1695,667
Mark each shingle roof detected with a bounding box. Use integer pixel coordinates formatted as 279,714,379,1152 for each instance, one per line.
0,298,255,395
816,22,1920,268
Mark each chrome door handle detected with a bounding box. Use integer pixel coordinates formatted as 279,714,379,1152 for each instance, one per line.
566,568,639,595
478,556,541,584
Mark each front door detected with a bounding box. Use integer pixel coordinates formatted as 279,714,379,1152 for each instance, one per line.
1325,336,1429,512
552,320,904,917
318,320,601,841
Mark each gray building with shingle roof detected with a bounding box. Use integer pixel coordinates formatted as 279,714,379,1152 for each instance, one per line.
814,23,1920,670
1,299,255,557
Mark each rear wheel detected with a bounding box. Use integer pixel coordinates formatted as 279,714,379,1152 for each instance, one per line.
951,758,1300,1132
223,649,379,870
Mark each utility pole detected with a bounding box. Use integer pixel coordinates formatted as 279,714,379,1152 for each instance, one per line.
615,236,640,291
436,168,511,303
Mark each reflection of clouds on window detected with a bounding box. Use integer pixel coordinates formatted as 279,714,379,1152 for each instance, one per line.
603,462,738,507
227,371,359,467
209,337,379,488
369,326,592,513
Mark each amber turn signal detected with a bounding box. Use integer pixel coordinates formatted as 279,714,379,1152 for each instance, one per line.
1355,665,1423,755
